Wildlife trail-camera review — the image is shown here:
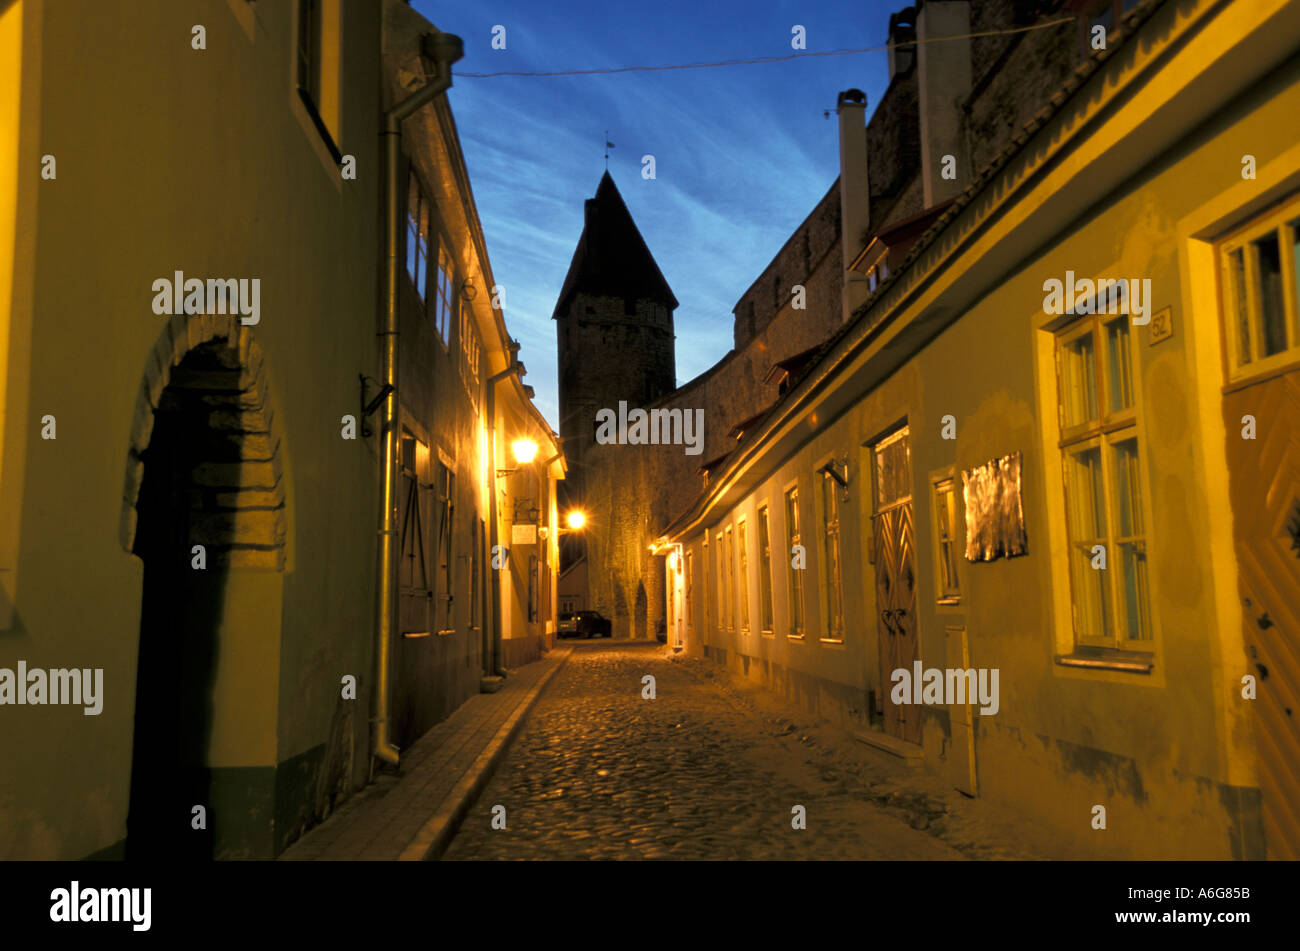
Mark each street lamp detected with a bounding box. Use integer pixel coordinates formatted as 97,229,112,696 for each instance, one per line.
498,437,539,478
512,438,538,465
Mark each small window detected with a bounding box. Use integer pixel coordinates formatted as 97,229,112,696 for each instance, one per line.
757,506,775,634
434,244,455,347
406,174,429,302
820,475,844,638
724,525,736,631
932,478,961,604
685,551,695,633
736,519,750,634
1219,197,1300,378
784,487,805,637
715,532,726,632
296,0,321,105
459,306,481,410
295,0,341,160
434,462,455,633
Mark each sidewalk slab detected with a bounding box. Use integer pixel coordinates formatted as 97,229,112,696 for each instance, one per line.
279,646,572,861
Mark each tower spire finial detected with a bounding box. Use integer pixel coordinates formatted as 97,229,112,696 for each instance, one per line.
603,130,614,171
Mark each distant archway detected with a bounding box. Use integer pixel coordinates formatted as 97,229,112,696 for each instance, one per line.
634,581,648,640
122,316,286,859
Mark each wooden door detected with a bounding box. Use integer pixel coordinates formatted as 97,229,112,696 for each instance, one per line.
872,426,921,745
1224,371,1300,860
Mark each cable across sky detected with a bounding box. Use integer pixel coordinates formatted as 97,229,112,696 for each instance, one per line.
456,16,1078,79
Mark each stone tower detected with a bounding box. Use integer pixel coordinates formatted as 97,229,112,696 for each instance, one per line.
553,173,677,505
553,172,677,609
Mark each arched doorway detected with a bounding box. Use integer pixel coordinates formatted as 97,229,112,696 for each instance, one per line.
122,321,286,859
634,581,647,640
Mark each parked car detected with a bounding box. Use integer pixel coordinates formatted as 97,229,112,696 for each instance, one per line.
558,610,612,638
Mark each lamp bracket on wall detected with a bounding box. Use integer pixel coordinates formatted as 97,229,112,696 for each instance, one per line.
359,374,394,439
818,457,850,490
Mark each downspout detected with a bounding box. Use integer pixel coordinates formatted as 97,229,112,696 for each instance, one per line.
374,30,464,767
484,348,521,687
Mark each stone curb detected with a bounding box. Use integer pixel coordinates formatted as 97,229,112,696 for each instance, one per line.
398,646,573,861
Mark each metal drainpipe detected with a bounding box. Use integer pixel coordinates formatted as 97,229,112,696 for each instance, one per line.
485,353,521,682
373,30,464,767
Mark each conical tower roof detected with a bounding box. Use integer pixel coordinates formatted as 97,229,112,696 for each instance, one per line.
552,172,678,319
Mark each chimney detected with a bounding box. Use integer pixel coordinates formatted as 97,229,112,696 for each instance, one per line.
837,89,870,324
916,0,973,207
887,7,917,81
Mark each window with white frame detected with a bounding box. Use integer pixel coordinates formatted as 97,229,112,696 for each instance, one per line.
932,477,962,605
785,486,805,637
758,505,774,634
820,475,844,639
715,531,725,632
1055,310,1150,648
736,519,750,633
1219,195,1300,380
724,525,736,632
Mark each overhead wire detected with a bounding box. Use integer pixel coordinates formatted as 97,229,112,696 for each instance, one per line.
456,16,1078,79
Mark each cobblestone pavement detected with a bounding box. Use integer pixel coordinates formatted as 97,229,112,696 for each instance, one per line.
442,641,970,860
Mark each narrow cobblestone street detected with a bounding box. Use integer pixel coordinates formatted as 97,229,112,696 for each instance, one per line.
443,641,1001,860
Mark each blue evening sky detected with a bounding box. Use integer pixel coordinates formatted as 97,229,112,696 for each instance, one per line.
412,0,902,429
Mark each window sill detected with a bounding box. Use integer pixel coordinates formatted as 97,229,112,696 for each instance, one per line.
1223,353,1300,394
401,631,430,639
787,633,806,642
819,636,845,646
1055,647,1154,673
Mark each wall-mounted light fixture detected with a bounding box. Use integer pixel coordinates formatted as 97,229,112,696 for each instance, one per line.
359,374,395,438
512,438,538,464
497,437,539,477
818,457,850,490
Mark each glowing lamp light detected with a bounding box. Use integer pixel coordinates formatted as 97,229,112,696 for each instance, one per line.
512,438,538,465
566,510,587,531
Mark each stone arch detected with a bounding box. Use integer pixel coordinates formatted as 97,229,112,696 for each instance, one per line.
121,314,286,567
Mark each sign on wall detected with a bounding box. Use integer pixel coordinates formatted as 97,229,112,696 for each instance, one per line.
512,523,537,545
962,451,1028,562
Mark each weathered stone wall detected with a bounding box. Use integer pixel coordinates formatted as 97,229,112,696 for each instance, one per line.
734,183,842,350
964,3,1078,176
